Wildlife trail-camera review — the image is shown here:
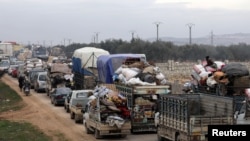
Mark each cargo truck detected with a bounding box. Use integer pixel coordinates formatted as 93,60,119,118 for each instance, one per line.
96,53,171,133
72,47,109,90
83,96,131,139
0,43,13,58
115,84,171,133
157,93,235,141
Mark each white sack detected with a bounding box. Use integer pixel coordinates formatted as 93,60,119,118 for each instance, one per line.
122,68,139,81
193,64,206,74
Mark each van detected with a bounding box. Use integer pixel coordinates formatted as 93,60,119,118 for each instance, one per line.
28,68,45,88
34,71,47,92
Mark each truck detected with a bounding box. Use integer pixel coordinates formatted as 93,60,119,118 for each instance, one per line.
96,53,171,133
157,93,235,141
0,43,13,58
83,95,131,139
68,89,93,123
115,84,171,133
72,47,110,90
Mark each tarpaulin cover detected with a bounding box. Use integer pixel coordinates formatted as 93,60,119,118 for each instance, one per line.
97,54,145,84
50,63,71,74
72,47,110,75
222,63,249,77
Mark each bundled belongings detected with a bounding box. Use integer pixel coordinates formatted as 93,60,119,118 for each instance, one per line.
222,63,249,78
87,85,130,127
113,58,169,86
191,61,250,96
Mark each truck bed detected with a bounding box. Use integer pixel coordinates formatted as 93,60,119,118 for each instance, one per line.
158,93,235,134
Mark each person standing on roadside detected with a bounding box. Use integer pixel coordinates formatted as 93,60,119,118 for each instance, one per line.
18,74,25,92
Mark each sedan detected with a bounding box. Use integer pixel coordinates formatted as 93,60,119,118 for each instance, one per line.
8,65,18,75
50,87,72,106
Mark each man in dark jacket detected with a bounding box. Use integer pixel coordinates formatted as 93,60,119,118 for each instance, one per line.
204,56,217,69
18,74,25,91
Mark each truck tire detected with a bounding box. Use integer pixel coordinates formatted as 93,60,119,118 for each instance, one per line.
84,123,92,134
157,135,163,141
66,107,69,113
120,134,127,138
175,133,180,141
94,129,101,139
70,112,74,119
75,116,80,123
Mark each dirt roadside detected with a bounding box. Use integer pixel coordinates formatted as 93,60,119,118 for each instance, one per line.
0,74,96,141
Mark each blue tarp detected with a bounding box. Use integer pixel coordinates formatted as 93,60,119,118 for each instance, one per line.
72,57,93,76
71,47,110,76
97,54,145,84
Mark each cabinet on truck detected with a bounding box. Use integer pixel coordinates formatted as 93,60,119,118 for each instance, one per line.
115,84,171,133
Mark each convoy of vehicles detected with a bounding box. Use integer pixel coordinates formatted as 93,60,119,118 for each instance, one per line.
2,46,250,140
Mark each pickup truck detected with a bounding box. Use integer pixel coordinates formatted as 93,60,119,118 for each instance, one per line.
69,89,93,123
157,93,235,141
83,96,131,139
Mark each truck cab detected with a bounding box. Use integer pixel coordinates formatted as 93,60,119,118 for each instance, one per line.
69,89,93,123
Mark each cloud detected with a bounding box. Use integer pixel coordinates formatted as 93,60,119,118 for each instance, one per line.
155,0,250,10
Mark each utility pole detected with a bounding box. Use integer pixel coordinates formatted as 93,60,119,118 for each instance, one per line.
210,30,214,46
186,23,195,45
130,30,136,41
154,22,162,42
68,39,71,45
94,32,99,44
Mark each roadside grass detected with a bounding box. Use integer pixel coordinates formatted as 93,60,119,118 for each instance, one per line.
0,120,52,141
0,80,24,113
0,80,52,141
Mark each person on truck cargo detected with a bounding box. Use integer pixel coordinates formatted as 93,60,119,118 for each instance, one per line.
204,56,217,70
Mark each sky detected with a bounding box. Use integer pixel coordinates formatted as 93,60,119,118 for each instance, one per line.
0,0,250,46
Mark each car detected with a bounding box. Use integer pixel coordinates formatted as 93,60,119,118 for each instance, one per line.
33,71,47,92
8,64,18,75
64,89,92,113
0,60,10,73
28,68,46,89
11,66,19,78
50,87,72,106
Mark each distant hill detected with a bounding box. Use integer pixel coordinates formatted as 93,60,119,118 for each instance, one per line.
147,33,250,46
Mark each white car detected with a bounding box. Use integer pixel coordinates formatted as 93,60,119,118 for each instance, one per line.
0,60,10,73
34,71,48,92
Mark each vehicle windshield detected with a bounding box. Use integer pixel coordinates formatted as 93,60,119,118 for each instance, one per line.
0,60,10,67
39,74,46,81
56,88,72,94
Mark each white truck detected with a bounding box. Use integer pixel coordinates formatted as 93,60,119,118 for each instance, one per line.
83,96,131,139
0,43,13,58
69,89,93,123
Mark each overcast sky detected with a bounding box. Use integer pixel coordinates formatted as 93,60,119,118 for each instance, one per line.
0,0,250,46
